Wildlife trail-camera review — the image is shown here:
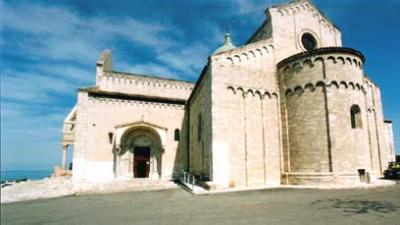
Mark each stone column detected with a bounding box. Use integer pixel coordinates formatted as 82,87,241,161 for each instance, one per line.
152,157,158,179
62,145,68,169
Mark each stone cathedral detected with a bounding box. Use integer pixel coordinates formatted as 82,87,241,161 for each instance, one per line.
62,0,396,189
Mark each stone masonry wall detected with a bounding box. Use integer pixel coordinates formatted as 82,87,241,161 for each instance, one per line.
383,121,396,163
373,87,393,172
210,38,281,188
73,91,188,182
69,0,395,189
363,77,394,175
98,72,194,100
279,49,372,185
364,79,381,174
268,0,342,62
94,49,193,101
188,68,212,179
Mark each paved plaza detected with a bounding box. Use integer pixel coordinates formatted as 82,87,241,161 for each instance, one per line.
2,183,400,225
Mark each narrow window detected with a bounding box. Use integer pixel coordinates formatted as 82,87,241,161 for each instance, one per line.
350,105,362,129
108,132,113,144
174,129,180,141
197,114,202,141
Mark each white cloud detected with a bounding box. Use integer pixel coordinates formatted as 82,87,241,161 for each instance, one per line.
156,42,211,78
2,1,223,83
37,64,94,84
2,104,63,138
236,0,260,15
116,62,179,79
1,71,75,103
1,101,66,170
0,0,229,170
104,19,174,50
3,3,80,36
3,2,177,64
231,0,282,22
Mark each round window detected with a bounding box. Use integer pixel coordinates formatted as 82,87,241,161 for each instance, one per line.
301,33,317,51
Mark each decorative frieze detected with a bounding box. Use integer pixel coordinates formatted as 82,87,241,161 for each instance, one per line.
88,97,185,110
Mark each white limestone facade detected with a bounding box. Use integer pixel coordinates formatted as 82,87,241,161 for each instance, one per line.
62,0,396,189
66,50,193,183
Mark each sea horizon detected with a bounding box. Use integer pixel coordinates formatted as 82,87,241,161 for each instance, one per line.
1,169,53,182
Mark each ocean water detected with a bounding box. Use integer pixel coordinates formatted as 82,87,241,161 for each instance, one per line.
1,170,52,182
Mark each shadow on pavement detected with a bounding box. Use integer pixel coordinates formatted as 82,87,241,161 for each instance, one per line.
311,199,400,215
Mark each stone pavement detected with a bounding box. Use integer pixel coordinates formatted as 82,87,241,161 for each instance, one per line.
2,176,395,204
2,183,399,225
1,177,178,203
1,177,74,203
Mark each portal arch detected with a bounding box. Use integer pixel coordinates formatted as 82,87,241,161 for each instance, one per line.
114,122,165,179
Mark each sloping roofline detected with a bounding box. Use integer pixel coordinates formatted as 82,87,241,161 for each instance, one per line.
267,0,340,30
108,70,195,85
277,47,365,68
78,88,187,105
246,20,269,44
187,61,210,105
247,0,340,45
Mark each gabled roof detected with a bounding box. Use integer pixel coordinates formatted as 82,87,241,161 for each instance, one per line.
247,0,340,44
268,0,340,31
268,0,307,10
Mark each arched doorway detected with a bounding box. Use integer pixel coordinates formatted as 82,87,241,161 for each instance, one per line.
115,126,163,179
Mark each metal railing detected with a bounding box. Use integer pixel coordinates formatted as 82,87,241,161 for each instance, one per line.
181,170,196,190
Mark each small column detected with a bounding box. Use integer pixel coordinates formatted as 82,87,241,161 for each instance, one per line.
152,157,158,179
61,145,68,169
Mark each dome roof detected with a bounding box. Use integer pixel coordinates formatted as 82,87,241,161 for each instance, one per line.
213,33,236,55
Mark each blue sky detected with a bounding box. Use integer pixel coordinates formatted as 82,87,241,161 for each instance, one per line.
1,0,399,171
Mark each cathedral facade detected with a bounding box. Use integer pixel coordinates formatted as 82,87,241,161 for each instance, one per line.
62,0,396,189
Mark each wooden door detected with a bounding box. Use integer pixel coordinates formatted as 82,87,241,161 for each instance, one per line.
134,147,150,178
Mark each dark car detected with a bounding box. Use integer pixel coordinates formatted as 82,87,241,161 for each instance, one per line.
383,162,400,179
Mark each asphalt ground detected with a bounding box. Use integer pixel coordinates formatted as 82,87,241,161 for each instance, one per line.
2,182,400,225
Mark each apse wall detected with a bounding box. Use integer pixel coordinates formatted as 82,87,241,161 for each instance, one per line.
278,47,372,185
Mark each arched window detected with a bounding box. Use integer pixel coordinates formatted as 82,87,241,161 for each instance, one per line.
350,105,362,129
174,129,180,141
